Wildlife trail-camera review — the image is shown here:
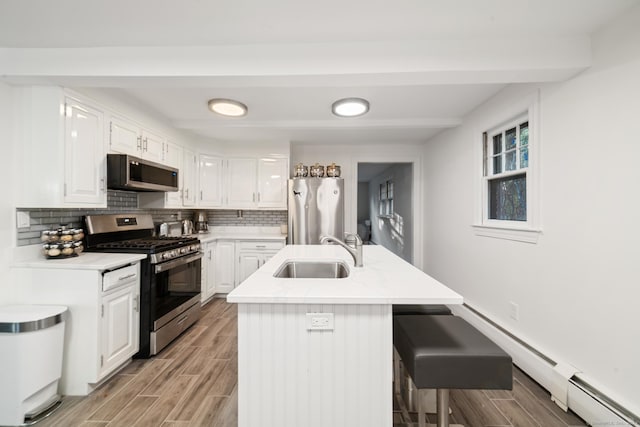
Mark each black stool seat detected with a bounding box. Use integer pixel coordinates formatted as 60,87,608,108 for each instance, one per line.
393,304,452,316
393,315,512,390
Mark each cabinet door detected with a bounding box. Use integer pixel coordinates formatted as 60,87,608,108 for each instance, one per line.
226,158,257,208
183,148,197,206
141,129,164,163
237,252,261,284
215,241,236,293
109,116,141,155
101,284,139,377
164,141,183,207
64,98,106,205
258,158,288,208
199,155,223,207
201,243,216,303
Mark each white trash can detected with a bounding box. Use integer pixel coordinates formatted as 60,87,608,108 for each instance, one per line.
0,305,68,426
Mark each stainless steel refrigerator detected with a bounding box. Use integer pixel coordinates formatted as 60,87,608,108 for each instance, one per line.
288,177,344,244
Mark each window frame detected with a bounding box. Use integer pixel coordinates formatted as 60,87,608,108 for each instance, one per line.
472,90,542,244
482,115,529,225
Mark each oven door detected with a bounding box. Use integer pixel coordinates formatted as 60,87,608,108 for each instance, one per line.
153,252,202,329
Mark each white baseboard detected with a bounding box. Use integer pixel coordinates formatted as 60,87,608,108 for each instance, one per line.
450,304,638,427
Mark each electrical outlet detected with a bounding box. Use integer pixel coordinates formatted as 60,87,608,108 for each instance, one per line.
306,313,334,330
509,301,519,321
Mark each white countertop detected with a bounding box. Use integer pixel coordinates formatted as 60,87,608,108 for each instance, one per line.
226,245,463,305
194,226,287,243
13,252,147,271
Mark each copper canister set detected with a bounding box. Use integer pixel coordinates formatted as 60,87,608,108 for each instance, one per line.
293,162,341,178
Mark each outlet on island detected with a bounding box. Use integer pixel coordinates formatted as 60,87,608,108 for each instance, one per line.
306,312,334,330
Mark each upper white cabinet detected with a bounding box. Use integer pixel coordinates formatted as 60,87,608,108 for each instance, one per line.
63,97,107,205
108,115,164,163
199,154,224,208
183,148,197,207
15,87,107,208
211,157,288,210
226,158,258,208
257,158,288,208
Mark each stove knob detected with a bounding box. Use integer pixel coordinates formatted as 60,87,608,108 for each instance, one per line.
162,252,169,260
180,247,187,254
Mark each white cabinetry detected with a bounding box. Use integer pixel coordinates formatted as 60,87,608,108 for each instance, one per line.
257,158,288,208
183,148,197,207
225,158,288,209
11,261,141,396
236,240,285,284
100,278,139,376
199,154,224,208
63,97,107,205
226,158,257,208
215,240,236,293
15,87,107,208
108,115,165,162
201,241,216,303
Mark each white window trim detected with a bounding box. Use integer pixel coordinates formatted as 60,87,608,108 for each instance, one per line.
472,89,542,244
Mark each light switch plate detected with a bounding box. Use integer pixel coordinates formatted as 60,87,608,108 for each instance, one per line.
16,211,30,229
306,312,334,330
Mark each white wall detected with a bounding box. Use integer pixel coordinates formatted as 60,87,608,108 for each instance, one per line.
292,143,424,268
368,164,413,263
0,81,15,302
422,6,640,416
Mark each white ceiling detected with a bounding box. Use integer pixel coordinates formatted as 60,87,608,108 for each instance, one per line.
1,0,637,145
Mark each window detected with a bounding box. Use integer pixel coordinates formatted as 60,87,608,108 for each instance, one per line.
473,91,541,243
379,179,394,217
484,118,528,221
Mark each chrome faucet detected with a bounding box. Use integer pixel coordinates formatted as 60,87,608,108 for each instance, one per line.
320,233,364,267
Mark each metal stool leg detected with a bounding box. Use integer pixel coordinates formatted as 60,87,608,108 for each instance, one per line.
437,389,450,427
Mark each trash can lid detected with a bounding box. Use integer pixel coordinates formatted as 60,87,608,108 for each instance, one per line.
0,305,68,333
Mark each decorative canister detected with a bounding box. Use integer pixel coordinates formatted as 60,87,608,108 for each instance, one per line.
326,163,341,177
309,163,325,177
293,163,309,177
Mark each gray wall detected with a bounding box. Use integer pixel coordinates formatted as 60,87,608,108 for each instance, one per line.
368,163,412,263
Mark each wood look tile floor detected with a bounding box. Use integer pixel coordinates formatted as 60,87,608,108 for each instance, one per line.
39,299,587,427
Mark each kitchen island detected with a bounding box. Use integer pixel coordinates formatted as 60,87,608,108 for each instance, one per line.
227,244,463,427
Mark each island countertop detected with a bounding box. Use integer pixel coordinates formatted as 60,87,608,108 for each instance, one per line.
226,244,463,305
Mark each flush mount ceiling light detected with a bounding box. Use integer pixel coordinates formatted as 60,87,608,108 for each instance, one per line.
207,98,248,117
331,97,370,117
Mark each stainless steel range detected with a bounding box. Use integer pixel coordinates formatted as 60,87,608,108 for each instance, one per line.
84,214,202,357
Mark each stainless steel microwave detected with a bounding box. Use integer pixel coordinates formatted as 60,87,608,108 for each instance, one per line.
107,154,179,192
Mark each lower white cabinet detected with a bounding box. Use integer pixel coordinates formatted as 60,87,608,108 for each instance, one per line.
11,261,141,396
236,240,285,284
215,240,236,293
101,281,139,376
201,241,216,303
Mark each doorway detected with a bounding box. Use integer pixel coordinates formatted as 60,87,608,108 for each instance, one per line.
357,162,413,263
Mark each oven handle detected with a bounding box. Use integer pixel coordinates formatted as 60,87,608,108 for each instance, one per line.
154,252,203,273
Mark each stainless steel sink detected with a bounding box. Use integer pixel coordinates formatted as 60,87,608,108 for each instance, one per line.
273,260,350,279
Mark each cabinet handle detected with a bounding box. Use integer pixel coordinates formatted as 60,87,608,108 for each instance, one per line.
137,136,142,150
100,178,106,193
258,192,260,202
118,273,136,281
256,245,266,248
185,188,189,199
253,193,256,202
144,138,148,151
200,190,203,201
134,295,139,312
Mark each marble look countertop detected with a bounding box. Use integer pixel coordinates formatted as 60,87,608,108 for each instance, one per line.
226,244,463,305
12,252,147,271
192,226,287,243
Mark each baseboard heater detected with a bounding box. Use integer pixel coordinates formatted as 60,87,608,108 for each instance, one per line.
451,303,639,427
